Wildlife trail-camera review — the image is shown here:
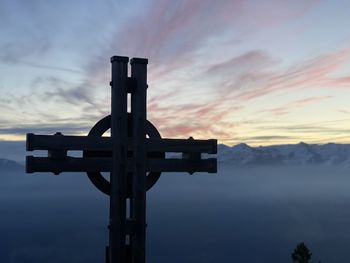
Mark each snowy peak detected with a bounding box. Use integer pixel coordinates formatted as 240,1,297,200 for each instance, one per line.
233,143,251,151
219,143,350,166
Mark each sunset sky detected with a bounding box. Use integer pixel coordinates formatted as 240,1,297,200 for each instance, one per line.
0,0,349,145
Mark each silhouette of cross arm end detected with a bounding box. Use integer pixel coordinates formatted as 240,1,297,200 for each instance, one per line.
210,139,218,154
25,156,34,173
26,132,68,175
25,155,61,175
26,133,34,151
180,137,217,174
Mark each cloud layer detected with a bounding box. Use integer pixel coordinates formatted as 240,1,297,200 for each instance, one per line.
0,0,349,145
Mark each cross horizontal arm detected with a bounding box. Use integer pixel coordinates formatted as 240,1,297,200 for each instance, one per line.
26,133,217,154
150,138,217,154
26,156,217,174
26,133,112,151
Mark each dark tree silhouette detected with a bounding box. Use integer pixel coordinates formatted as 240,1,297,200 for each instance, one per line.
291,242,312,263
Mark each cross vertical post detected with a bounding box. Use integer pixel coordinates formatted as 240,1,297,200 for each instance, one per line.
130,58,148,262
110,56,129,263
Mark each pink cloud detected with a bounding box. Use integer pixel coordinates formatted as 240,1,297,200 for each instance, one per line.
326,75,350,87
290,96,333,107
233,48,350,100
149,95,242,139
149,47,349,139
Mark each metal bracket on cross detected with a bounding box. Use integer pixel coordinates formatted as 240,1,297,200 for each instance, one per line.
25,56,217,263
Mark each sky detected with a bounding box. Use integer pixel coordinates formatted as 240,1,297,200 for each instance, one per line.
0,0,350,146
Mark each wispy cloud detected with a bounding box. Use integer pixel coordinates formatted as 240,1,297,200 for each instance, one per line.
0,124,91,136
253,119,350,136
21,61,84,74
263,96,333,116
203,48,350,102
337,109,350,115
0,39,51,64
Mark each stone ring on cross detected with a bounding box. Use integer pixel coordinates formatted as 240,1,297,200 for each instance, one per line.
83,114,165,196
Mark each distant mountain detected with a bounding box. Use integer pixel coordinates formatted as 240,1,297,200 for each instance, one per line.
0,158,24,171
218,142,350,166
0,140,25,163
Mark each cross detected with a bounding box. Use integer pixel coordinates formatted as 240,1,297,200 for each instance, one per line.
26,56,217,263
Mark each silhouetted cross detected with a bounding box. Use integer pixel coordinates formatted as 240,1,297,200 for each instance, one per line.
26,56,217,263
